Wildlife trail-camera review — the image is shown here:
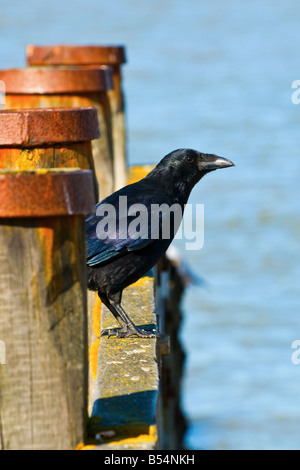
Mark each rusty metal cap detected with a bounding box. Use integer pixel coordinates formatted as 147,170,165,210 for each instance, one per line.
26,45,127,66
0,66,113,94
0,169,96,217
0,107,100,147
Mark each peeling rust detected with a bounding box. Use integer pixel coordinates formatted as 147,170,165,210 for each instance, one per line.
0,67,113,94
0,169,95,217
26,45,126,66
0,107,100,147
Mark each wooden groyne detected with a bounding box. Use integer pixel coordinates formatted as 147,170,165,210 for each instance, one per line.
0,44,187,450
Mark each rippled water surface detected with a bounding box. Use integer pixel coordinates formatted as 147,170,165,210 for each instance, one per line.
1,0,300,450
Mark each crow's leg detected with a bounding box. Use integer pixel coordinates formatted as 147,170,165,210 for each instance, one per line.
113,302,157,338
99,291,157,338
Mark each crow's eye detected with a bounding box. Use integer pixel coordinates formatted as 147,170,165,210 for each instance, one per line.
186,155,195,164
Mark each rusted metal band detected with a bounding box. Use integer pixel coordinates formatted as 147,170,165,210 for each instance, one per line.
26,45,127,66
0,107,100,147
0,169,95,217
0,66,113,94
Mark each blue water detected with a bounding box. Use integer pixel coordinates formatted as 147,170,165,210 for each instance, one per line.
1,0,300,450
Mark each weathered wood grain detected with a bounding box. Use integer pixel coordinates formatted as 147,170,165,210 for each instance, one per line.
0,216,88,450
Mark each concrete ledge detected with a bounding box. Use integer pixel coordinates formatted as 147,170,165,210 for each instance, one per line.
88,277,161,448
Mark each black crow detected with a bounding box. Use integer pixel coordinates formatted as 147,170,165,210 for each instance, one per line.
86,148,234,338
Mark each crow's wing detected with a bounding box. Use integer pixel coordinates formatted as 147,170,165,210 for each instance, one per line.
86,181,181,266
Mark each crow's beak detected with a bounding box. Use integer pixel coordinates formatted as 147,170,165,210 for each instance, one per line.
202,155,235,171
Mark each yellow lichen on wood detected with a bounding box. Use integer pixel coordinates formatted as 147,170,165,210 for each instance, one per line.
36,224,55,289
0,167,81,175
15,148,43,170
92,295,102,337
89,339,100,381
105,425,157,447
131,276,154,287
0,143,93,172
75,443,96,450
75,425,157,450
127,165,155,185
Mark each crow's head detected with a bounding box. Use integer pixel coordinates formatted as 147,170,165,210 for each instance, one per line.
147,148,234,201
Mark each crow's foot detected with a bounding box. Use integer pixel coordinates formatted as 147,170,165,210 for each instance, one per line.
101,325,158,338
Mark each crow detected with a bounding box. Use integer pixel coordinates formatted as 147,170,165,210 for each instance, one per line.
86,148,234,338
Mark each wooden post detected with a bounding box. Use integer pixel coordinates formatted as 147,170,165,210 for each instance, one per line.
26,45,128,191
0,169,95,450
0,107,100,421
0,66,114,200
0,107,100,200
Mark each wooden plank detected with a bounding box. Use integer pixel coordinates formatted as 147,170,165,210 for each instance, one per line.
0,216,88,450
